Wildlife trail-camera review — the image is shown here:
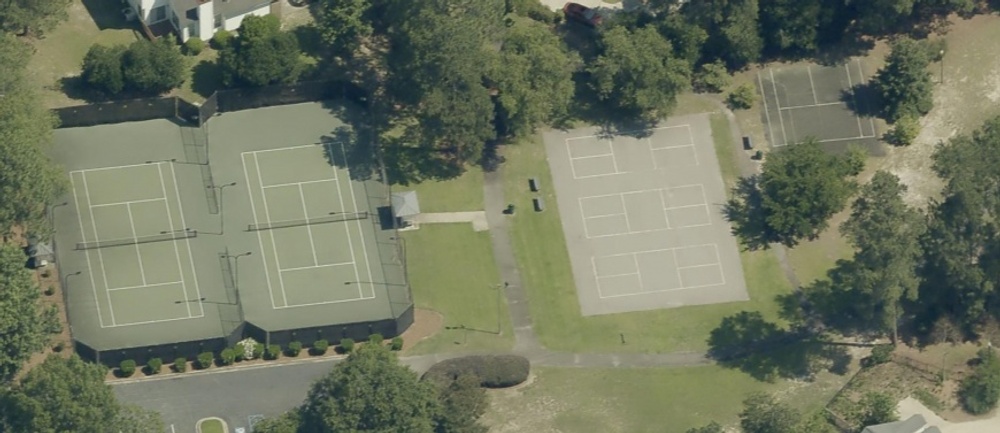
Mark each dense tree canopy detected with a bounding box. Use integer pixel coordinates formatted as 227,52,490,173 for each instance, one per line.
0,0,70,36
0,243,57,383
872,37,934,123
121,39,186,95
589,26,690,121
0,355,164,432
758,0,826,55
739,393,801,433
315,0,372,54
220,15,303,87
683,0,763,69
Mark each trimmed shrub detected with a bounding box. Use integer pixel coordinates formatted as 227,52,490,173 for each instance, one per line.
44,286,55,296
147,357,162,375
311,339,329,355
174,357,187,373
254,343,265,359
727,84,755,110
390,337,404,351
286,341,302,357
220,348,237,365
211,29,233,49
884,115,921,146
197,352,214,369
369,334,384,345
184,37,205,55
119,359,136,377
692,60,730,93
960,348,1000,414
869,344,895,366
422,355,530,388
265,344,281,360
53,342,65,353
339,338,355,354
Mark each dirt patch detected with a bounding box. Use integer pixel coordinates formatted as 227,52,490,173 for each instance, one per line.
14,226,73,381
399,309,444,353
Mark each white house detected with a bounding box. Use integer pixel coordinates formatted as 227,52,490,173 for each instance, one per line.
125,0,274,42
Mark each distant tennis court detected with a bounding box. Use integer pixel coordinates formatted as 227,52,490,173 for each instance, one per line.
758,59,880,152
69,162,203,328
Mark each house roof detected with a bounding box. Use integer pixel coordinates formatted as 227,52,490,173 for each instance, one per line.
215,0,272,18
863,415,940,433
391,191,420,217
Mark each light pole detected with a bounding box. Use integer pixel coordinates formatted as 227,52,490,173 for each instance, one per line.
492,282,506,335
223,251,252,289
207,182,237,234
939,49,945,84
48,202,68,232
62,270,82,291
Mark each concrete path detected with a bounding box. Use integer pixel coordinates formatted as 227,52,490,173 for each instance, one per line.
537,0,641,13
898,397,1000,433
409,211,489,232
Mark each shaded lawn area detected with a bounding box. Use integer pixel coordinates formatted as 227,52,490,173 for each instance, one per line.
403,224,513,355
394,166,485,213
28,0,140,108
198,419,225,433
504,113,794,354
483,364,850,433
785,213,855,286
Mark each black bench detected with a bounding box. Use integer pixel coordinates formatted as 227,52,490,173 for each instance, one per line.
529,177,540,192
532,197,545,212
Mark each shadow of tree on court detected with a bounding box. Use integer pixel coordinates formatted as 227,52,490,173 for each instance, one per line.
191,60,224,99
320,100,381,181
722,175,780,251
707,311,852,382
840,82,881,119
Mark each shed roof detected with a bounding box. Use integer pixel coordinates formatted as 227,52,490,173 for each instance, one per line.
391,191,420,217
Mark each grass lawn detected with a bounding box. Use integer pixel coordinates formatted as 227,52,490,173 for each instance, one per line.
198,419,225,433
504,112,794,354
483,364,850,433
395,166,485,212
403,224,514,354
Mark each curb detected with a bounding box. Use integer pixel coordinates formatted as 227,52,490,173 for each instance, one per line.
108,354,347,385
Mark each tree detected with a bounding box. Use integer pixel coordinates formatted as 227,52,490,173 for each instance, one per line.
121,38,186,94
0,0,71,36
0,355,164,432
853,0,916,35
0,35,67,236
220,15,303,87
657,15,708,66
253,412,301,433
725,140,864,248
685,422,723,433
960,348,1000,414
81,44,126,95
0,244,57,383
872,37,934,123
298,344,440,432
839,171,925,342
884,114,921,146
851,392,898,428
315,0,372,54
433,374,488,433
758,0,825,55
683,0,763,69
588,26,690,121
727,84,755,109
692,60,730,93
489,18,578,138
739,392,801,433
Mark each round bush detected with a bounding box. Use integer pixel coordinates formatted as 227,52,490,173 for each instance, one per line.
727,84,756,110
119,359,136,377
147,357,163,375
174,357,187,373
220,348,236,365
422,355,530,388
184,37,205,55
339,338,355,354
44,286,55,296
311,339,329,355
390,336,404,351
197,352,214,369
253,343,265,359
369,334,384,345
265,344,281,360
211,30,233,49
287,341,302,357
868,344,895,366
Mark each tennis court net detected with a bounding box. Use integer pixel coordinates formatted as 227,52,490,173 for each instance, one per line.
247,212,369,231
75,230,198,250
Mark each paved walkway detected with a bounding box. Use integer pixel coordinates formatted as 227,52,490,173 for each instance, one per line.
409,211,489,232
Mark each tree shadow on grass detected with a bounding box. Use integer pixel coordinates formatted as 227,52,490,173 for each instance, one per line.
722,175,783,250
191,60,224,98
707,311,852,382
292,24,324,58
81,0,134,31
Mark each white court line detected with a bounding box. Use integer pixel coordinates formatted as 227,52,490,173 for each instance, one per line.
845,62,865,138
564,124,689,141
582,212,626,219
574,170,620,180
807,65,819,105
757,71,778,147
646,138,659,170
607,139,620,173
817,135,877,144
168,163,204,318
107,281,184,292
272,295,374,309
777,101,844,111
770,68,790,147
632,254,643,291
665,203,709,211
599,243,720,258
597,281,727,299
242,153,279,310
676,263,720,271
619,195,632,232
81,172,117,327
299,184,319,266
90,197,166,208
253,152,289,308
339,141,376,301
246,144,316,154
595,271,642,279
101,314,205,328
124,203,149,287
649,142,694,151
670,248,684,288
69,162,159,174
857,59,877,135
157,163,191,320
70,174,105,328
278,262,354,273
657,188,672,229
262,178,337,189
568,153,615,161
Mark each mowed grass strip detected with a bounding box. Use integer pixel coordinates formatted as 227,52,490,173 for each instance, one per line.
404,224,514,354
395,166,486,212
504,116,792,354
198,419,225,433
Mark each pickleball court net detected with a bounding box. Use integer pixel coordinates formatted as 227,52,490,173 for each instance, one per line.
247,211,369,231
75,230,198,250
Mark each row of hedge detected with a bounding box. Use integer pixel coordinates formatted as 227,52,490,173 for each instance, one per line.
422,355,531,388
116,335,403,377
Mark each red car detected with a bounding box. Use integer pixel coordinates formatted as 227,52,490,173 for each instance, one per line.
563,2,603,27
